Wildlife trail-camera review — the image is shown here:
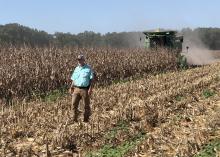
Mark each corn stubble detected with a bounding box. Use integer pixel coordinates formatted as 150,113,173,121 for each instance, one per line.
1,47,220,156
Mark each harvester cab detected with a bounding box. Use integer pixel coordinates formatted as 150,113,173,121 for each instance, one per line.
143,30,183,52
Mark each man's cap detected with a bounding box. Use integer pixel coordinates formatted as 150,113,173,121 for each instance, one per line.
77,54,85,60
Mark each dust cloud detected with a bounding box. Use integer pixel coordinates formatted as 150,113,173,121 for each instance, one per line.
182,31,217,65
122,32,145,48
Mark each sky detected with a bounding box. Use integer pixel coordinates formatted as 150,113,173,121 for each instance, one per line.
0,0,219,34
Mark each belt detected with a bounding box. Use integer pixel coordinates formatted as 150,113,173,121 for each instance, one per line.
74,86,90,89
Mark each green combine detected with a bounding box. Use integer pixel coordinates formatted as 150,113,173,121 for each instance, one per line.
143,30,183,51
143,30,187,68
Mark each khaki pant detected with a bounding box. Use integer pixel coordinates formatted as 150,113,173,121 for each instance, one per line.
71,87,91,122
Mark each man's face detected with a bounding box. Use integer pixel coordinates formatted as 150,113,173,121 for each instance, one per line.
78,58,85,66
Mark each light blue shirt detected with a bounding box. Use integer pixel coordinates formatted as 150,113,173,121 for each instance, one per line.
71,64,94,87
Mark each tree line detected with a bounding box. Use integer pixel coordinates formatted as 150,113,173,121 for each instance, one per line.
0,23,220,49
0,23,143,48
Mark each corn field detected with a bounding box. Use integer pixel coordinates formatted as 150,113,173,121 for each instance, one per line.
0,46,178,103
1,52,220,157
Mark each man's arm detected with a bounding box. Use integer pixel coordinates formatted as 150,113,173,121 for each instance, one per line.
69,68,76,94
88,79,94,95
88,70,95,95
69,81,75,94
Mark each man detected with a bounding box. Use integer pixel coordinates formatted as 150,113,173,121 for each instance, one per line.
69,54,94,122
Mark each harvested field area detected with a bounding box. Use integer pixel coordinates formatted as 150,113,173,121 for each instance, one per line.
1,62,220,156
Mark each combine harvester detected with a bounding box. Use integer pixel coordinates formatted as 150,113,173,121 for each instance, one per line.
142,30,188,68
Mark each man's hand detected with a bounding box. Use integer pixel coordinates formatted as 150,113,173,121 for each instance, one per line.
69,87,74,95
88,88,92,96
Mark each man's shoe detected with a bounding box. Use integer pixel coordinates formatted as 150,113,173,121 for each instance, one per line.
68,118,78,124
83,119,89,123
